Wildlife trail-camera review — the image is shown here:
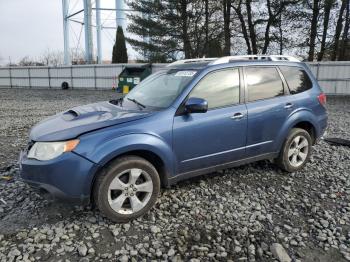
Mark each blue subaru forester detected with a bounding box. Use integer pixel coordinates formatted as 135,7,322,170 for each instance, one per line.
20,55,328,222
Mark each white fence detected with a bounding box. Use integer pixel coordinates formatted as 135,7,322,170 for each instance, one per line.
0,62,349,95
0,64,167,90
307,62,350,95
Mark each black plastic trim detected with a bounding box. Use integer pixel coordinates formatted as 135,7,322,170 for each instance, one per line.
167,152,278,186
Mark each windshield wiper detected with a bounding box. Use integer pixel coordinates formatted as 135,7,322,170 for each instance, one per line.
127,97,146,109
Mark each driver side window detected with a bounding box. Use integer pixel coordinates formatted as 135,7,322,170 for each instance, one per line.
189,68,240,109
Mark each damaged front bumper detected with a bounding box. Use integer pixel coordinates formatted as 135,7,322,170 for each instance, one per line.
19,150,99,204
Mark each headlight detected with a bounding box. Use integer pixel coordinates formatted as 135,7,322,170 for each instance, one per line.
28,140,79,161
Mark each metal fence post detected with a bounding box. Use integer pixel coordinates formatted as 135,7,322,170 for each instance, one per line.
316,63,320,80
48,67,51,88
9,67,12,88
94,65,97,89
28,68,32,88
70,66,73,89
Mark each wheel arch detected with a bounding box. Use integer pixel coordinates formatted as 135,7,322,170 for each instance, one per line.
87,134,174,203
275,110,319,152
292,121,316,144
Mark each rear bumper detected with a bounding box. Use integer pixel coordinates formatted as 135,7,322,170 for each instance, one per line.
315,112,328,143
19,151,99,204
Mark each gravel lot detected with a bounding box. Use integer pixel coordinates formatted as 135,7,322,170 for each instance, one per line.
0,88,349,262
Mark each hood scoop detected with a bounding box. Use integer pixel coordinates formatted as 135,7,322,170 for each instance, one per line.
62,110,79,120
62,108,109,121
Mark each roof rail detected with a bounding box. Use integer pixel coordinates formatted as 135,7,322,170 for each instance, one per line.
210,55,300,65
167,58,217,67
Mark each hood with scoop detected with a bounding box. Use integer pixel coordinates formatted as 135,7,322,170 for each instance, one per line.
30,101,152,141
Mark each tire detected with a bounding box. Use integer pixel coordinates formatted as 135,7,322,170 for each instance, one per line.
61,82,69,90
276,128,312,172
93,156,160,222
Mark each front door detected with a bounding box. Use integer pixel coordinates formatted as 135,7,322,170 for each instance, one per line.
173,68,247,175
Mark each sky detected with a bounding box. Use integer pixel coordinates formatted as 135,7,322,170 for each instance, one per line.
0,0,135,65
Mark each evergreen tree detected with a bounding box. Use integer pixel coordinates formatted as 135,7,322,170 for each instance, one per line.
127,0,222,62
112,26,128,63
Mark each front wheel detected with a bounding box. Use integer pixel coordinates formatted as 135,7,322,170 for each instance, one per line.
93,156,160,222
276,128,312,172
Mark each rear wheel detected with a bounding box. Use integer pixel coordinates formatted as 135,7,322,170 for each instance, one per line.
276,128,312,172
93,156,160,222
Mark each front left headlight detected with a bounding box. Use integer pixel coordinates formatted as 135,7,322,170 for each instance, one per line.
28,140,79,161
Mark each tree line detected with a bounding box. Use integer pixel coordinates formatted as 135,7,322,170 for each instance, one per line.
126,0,350,62
6,49,87,67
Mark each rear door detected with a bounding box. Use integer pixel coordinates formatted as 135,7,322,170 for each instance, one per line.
173,68,247,174
244,66,291,157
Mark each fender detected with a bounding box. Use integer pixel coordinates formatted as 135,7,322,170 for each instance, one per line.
92,133,173,167
78,133,175,185
274,108,319,152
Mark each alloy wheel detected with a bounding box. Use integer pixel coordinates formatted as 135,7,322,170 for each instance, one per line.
107,168,153,215
287,135,309,168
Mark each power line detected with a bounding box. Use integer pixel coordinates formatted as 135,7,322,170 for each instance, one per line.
70,0,81,13
104,29,116,44
101,10,115,26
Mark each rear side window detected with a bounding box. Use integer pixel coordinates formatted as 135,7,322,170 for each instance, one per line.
189,68,240,109
245,67,284,102
279,66,313,94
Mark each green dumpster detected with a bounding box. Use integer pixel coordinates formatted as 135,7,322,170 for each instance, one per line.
117,64,152,93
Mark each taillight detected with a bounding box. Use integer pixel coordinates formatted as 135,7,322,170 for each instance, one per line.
318,93,326,106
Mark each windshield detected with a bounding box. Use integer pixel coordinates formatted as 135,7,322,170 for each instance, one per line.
123,69,197,109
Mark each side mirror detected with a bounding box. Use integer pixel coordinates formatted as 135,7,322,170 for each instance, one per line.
185,97,208,114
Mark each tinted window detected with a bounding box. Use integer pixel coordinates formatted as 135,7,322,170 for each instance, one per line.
246,67,284,102
189,69,240,109
279,66,312,94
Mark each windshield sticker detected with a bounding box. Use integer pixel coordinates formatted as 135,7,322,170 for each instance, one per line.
175,71,196,77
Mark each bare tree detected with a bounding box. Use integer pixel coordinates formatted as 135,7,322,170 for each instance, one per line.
18,56,44,66
245,0,258,54
40,48,86,66
204,0,209,55
317,0,335,61
232,0,252,54
332,0,347,60
262,0,294,54
223,0,231,55
71,49,86,65
127,0,343,60
40,49,64,66
232,0,295,55
179,0,192,58
308,0,321,61
339,0,350,60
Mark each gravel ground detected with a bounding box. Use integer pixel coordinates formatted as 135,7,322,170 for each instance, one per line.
0,88,349,262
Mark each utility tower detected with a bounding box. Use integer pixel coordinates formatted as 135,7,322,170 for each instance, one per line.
115,0,126,30
83,0,93,63
61,0,127,65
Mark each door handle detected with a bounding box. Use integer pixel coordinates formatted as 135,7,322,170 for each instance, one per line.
284,103,293,109
231,112,244,120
